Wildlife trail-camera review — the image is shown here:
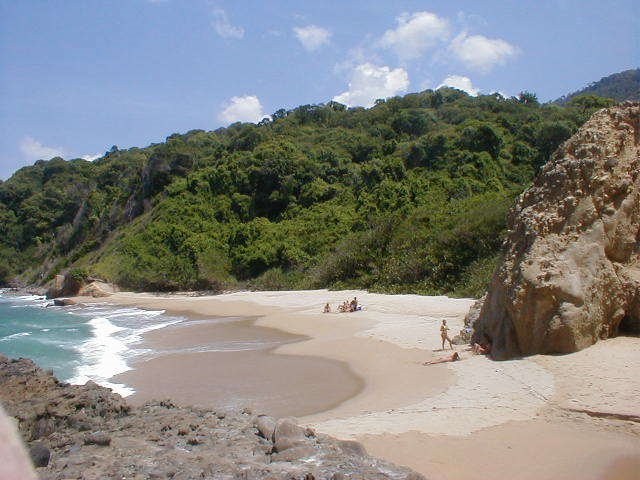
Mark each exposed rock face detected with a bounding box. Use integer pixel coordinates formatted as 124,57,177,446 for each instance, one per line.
78,281,115,298
46,274,82,299
453,294,486,344
474,103,640,359
0,355,424,479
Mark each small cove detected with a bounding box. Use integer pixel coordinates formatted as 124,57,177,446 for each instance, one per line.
1,292,363,418
113,315,365,417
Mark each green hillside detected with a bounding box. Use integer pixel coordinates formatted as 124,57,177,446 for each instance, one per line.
555,68,640,104
0,89,615,297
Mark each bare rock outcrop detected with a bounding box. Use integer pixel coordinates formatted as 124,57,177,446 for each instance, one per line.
46,274,82,299
78,280,115,298
0,355,424,479
474,103,640,359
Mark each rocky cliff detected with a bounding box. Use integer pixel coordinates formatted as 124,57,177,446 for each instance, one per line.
473,102,640,359
0,355,423,480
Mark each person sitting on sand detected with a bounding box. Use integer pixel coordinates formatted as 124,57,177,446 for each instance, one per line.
440,319,453,350
472,339,492,355
423,351,460,365
323,303,331,313
349,297,358,312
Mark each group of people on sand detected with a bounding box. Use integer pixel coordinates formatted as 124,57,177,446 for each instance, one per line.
423,319,492,365
323,297,361,314
321,301,491,363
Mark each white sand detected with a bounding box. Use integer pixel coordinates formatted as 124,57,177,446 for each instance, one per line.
533,336,640,418
309,356,554,437
85,289,640,479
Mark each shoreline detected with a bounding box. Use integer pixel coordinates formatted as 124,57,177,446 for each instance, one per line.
72,289,640,480
113,315,366,418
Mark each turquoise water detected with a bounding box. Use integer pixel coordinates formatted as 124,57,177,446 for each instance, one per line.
0,291,183,395
0,293,91,380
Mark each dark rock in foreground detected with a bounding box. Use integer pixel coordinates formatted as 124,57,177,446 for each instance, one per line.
0,355,424,479
474,103,640,359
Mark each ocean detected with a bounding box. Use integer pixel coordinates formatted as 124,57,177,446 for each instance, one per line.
0,290,183,396
0,290,363,416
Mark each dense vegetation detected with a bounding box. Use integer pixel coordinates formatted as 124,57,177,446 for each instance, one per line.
0,88,617,297
555,68,639,104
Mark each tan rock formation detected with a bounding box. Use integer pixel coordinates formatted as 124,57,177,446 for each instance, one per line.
473,103,640,359
78,280,115,297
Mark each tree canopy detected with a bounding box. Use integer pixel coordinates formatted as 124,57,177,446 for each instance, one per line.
0,88,614,297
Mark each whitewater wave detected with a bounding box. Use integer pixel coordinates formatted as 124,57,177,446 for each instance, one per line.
0,331,31,342
67,306,184,397
6,294,50,309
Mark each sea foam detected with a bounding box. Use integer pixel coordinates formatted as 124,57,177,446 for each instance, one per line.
67,306,183,397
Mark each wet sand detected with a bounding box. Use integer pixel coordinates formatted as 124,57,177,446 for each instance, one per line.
115,317,364,418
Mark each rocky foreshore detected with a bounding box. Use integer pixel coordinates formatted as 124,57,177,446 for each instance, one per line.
0,355,424,480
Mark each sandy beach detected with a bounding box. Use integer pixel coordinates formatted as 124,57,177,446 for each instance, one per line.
114,316,364,417
79,289,640,480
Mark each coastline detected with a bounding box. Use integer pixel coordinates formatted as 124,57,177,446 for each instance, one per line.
74,289,640,480
113,315,365,418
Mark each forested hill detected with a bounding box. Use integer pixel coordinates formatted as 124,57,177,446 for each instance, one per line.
0,89,616,296
555,68,640,104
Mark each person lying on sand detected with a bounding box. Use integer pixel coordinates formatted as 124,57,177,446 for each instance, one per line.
423,351,460,365
440,319,453,350
323,303,331,313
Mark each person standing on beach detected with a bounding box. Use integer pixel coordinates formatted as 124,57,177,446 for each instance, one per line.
440,319,453,350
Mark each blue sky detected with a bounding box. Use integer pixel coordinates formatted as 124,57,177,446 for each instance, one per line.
0,0,638,179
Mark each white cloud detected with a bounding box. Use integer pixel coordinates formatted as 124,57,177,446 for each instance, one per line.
437,75,479,96
81,153,101,161
449,32,518,73
293,25,331,51
212,8,244,39
20,136,65,160
333,63,409,108
218,95,268,124
380,11,449,60
333,45,380,75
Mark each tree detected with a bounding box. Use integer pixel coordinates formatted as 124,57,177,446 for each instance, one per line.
105,145,119,157
518,91,539,105
567,94,616,111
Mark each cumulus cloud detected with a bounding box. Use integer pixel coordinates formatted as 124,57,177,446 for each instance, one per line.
333,63,409,108
380,11,449,60
20,136,65,160
218,95,268,124
294,25,331,51
449,32,519,73
81,153,101,161
212,8,244,39
437,75,479,96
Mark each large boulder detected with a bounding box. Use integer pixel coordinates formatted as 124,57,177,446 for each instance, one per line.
273,418,310,452
78,281,115,298
53,298,76,306
474,103,640,359
46,273,83,299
